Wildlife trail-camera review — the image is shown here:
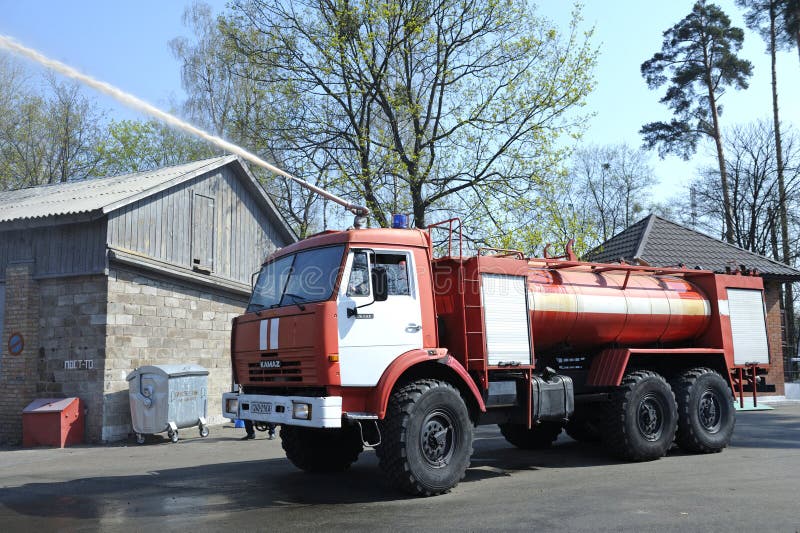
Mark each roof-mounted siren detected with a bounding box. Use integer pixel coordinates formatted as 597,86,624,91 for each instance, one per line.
392,214,410,229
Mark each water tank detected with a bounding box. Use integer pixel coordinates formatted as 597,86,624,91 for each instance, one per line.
528,268,710,353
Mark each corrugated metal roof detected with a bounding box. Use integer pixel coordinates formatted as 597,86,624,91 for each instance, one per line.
585,214,800,281
0,156,235,224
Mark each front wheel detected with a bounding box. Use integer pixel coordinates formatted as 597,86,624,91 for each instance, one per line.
602,370,677,461
376,379,473,497
672,367,735,453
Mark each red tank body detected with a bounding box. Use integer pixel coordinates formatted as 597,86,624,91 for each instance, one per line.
527,268,711,353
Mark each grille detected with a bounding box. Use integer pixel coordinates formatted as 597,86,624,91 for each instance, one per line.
248,359,303,382
243,352,317,384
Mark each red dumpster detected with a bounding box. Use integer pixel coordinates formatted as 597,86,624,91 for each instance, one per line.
22,398,84,447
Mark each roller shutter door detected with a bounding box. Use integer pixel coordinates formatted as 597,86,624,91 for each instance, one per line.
727,288,769,365
481,274,532,366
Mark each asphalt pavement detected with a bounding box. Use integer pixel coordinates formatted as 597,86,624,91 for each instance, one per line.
1,404,799,532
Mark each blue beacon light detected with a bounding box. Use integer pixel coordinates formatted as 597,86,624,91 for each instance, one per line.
391,214,409,229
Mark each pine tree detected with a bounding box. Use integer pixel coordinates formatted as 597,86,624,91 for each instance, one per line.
641,0,753,244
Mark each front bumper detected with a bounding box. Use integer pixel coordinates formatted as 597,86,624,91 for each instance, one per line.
222,392,343,428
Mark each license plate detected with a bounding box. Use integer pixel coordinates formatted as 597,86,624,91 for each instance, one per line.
250,401,273,414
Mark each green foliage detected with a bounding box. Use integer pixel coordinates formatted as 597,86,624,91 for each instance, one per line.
94,119,216,176
737,0,794,52
778,0,800,58
640,1,753,158
215,0,597,234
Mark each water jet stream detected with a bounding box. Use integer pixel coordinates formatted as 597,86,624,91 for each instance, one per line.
0,34,369,218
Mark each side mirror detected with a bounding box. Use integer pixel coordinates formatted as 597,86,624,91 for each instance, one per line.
372,266,388,302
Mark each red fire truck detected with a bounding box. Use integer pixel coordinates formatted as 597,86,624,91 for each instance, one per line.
223,218,770,496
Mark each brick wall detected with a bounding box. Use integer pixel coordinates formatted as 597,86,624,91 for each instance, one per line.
764,282,785,396
103,267,245,442
38,275,108,442
0,262,40,445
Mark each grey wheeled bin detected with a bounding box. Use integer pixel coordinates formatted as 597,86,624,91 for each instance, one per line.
127,364,210,444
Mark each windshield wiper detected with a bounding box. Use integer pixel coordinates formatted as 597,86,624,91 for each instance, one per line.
247,303,266,313
282,293,308,311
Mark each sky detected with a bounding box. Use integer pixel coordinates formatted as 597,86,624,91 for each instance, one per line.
0,0,798,203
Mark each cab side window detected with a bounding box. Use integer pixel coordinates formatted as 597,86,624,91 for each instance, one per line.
375,253,410,296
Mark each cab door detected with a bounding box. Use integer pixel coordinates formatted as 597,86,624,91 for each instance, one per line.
337,248,423,386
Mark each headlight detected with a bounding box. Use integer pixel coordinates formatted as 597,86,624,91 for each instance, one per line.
292,402,311,420
226,397,238,414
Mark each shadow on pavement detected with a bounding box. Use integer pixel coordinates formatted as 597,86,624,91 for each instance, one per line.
0,432,621,520
1,408,796,520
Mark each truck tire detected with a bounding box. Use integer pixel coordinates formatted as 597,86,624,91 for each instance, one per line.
376,379,473,497
565,410,601,443
280,425,363,472
602,370,677,461
499,422,562,449
672,367,735,453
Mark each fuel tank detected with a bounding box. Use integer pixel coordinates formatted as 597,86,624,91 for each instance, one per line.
527,268,711,353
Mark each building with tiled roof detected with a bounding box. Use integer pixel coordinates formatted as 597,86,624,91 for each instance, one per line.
585,214,800,281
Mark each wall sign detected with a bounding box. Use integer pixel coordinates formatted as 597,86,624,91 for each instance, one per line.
65,359,94,370
8,332,24,355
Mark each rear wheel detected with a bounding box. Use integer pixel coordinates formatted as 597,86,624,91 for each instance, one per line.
376,379,473,496
672,367,735,453
602,370,677,461
280,425,363,472
499,422,562,449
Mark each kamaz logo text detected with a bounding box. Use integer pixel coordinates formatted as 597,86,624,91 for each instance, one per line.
260,360,281,369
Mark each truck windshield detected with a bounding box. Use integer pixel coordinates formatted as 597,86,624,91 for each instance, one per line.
248,245,345,312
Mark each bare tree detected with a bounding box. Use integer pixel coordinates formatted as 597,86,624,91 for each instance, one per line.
42,76,104,183
0,62,103,188
691,121,800,255
569,144,655,244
